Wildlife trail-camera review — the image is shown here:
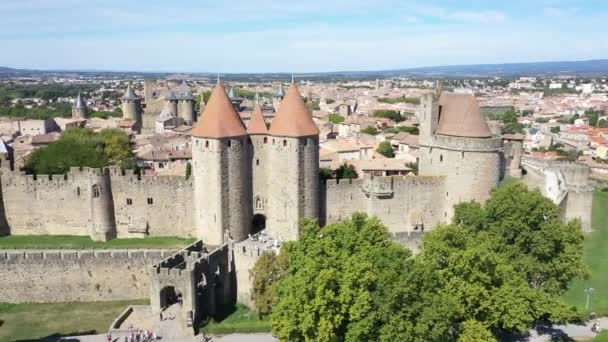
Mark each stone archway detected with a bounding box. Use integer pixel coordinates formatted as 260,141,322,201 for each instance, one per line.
159,286,181,309
252,214,266,235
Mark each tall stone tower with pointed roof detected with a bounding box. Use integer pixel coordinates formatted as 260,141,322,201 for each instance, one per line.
266,83,320,240
190,81,320,245
191,82,251,245
418,91,502,219
174,80,196,125
121,85,142,129
72,93,88,119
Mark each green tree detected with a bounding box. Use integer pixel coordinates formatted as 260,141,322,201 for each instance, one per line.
24,128,134,174
271,214,414,342
250,252,290,318
361,126,379,135
334,163,358,180
376,141,395,158
328,114,345,124
459,320,496,342
319,167,334,181
373,109,403,122
550,126,561,133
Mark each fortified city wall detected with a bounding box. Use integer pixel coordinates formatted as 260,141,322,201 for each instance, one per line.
0,166,195,239
323,175,446,237
522,157,594,231
0,249,175,303
108,168,195,238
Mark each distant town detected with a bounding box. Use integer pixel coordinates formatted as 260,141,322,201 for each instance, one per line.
1,72,607,181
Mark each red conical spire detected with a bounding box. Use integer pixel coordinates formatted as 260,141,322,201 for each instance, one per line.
192,83,247,138
268,83,319,137
247,105,268,135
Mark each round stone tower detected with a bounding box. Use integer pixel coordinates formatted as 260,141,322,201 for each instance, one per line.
266,82,320,241
418,92,502,220
121,84,142,128
89,169,116,241
191,82,251,245
72,93,88,119
162,89,179,117
175,81,196,125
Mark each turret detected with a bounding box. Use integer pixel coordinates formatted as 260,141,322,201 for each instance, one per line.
418,92,502,221
72,93,88,119
191,82,251,245
162,89,179,117
121,84,142,130
266,82,320,241
89,169,116,241
174,81,196,125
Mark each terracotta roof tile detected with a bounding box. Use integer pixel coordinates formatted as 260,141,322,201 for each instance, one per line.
436,93,492,138
269,84,319,138
192,83,247,139
247,105,268,135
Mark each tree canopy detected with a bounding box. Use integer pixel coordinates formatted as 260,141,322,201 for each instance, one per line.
254,183,586,341
373,109,403,122
24,128,135,174
376,141,395,158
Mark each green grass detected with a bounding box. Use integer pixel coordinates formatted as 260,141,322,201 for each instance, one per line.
562,191,608,316
200,304,271,335
499,175,522,187
0,235,196,250
592,331,608,342
0,300,148,341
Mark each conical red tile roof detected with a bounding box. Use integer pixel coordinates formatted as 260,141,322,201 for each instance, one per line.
247,105,268,135
192,83,247,138
436,93,492,138
268,84,319,137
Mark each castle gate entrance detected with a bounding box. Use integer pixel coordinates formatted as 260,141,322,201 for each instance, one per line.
159,286,181,309
252,214,266,235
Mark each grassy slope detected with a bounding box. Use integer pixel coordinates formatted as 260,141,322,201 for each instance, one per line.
0,300,147,341
0,235,196,250
562,191,608,316
200,304,271,335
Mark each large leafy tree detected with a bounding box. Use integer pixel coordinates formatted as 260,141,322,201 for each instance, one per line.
24,128,134,174
261,184,586,341
270,214,413,342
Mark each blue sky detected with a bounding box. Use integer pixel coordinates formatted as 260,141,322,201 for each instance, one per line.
1,0,607,73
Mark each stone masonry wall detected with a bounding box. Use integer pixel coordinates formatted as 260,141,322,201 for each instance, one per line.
324,175,446,235
1,168,98,236
108,168,195,238
0,249,174,303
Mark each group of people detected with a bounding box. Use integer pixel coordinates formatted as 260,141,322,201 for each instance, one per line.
105,325,159,342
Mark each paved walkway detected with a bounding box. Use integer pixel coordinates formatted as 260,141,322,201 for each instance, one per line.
523,317,608,341
54,333,276,342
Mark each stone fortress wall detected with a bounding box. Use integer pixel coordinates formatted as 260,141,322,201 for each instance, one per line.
0,166,196,239
522,157,594,231
0,249,175,303
323,176,446,241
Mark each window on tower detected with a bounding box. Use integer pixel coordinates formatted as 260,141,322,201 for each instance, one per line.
92,185,100,198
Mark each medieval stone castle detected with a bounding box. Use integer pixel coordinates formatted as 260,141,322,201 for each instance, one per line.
0,80,594,332
1,81,592,244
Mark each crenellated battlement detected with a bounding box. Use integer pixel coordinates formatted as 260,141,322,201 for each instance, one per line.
427,134,503,152
0,249,175,263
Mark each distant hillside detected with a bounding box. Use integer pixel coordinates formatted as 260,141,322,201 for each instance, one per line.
389,59,608,78
1,59,608,79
